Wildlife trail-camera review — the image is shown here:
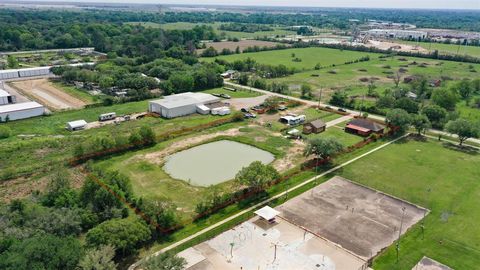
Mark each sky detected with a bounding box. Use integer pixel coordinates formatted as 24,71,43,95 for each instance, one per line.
21,0,480,10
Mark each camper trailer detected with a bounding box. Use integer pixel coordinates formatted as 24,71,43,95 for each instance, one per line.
99,112,116,121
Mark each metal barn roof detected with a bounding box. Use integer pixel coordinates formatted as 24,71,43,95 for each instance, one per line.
0,101,43,114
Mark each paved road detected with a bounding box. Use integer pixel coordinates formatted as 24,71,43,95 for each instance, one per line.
128,134,409,270
225,81,480,145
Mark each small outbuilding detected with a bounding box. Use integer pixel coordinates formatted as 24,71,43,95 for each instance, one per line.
303,119,326,134
345,118,385,136
66,120,87,131
254,206,280,224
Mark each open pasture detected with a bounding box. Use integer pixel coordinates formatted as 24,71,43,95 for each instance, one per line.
338,138,480,269
202,47,373,71
197,40,285,54
399,40,480,58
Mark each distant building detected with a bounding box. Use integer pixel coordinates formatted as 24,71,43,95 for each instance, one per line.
148,92,221,118
366,29,428,40
303,119,326,134
0,101,44,121
345,118,385,136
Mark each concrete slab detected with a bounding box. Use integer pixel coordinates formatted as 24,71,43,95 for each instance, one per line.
182,217,367,270
412,257,453,270
277,176,428,260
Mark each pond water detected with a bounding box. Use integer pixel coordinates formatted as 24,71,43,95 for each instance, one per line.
163,140,275,187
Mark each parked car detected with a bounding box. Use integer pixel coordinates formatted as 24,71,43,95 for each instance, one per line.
220,93,231,99
278,105,287,111
325,106,333,110
338,108,347,113
244,113,257,119
241,108,249,113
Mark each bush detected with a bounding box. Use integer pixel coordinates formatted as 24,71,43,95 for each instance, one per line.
0,126,12,139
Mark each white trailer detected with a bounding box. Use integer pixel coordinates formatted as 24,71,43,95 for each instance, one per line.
99,112,116,121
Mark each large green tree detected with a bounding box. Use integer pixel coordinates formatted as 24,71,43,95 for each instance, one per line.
411,114,431,135
445,119,480,145
78,245,117,270
421,104,448,129
86,218,151,254
235,161,279,191
0,234,82,270
386,108,412,134
304,137,344,162
142,253,187,270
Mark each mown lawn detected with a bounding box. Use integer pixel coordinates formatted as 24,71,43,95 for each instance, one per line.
338,138,480,269
202,47,373,71
201,87,260,98
399,40,480,58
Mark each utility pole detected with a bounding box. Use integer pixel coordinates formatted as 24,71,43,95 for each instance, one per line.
317,87,322,109
396,206,406,263
271,242,279,263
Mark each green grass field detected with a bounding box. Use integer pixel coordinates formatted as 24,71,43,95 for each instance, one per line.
51,81,99,104
338,138,480,269
93,124,291,220
125,22,295,39
202,47,373,71
399,40,480,58
201,87,260,98
310,125,363,147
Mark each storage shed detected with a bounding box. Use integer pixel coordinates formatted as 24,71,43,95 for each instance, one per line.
303,119,326,134
0,101,44,121
66,120,87,131
148,92,221,118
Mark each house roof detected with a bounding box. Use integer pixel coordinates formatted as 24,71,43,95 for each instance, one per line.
347,118,385,132
306,119,326,128
254,206,280,221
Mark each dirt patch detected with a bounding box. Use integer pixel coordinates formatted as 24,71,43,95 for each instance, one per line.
198,40,286,54
0,167,86,203
278,176,428,260
366,40,429,53
273,139,305,172
229,95,269,110
9,78,88,110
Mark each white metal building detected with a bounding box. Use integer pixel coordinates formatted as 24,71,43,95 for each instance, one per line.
0,89,15,105
149,92,221,118
366,29,428,40
0,101,45,121
66,120,87,131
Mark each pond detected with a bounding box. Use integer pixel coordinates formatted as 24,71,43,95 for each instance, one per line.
163,140,275,187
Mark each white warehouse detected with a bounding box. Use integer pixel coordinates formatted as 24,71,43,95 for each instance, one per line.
0,89,16,105
149,92,221,118
0,101,45,121
366,29,428,40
